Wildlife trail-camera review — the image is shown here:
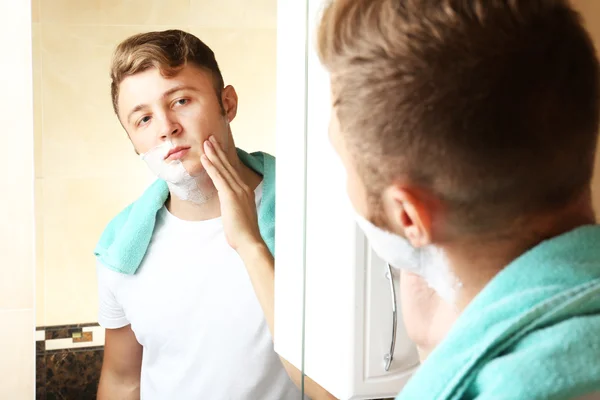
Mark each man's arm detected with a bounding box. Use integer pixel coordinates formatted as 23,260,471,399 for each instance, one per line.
201,137,337,400
97,325,143,400
239,243,338,400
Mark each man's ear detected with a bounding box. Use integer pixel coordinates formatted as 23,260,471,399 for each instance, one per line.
384,186,433,247
221,85,238,123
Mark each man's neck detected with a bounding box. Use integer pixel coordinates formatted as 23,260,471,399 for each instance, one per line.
166,153,263,221
447,198,596,311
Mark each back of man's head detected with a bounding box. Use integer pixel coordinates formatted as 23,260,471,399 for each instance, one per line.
318,0,600,235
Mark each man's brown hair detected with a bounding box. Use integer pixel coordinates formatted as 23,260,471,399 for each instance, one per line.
318,0,600,234
110,29,225,116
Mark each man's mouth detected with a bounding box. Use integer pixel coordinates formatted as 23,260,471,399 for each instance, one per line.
164,146,191,161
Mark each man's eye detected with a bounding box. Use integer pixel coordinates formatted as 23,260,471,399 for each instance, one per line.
139,116,151,125
175,98,189,106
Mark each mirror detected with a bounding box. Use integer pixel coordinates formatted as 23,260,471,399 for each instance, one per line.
32,0,287,398
26,0,600,398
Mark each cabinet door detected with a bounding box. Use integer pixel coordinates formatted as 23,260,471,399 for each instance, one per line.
360,248,420,398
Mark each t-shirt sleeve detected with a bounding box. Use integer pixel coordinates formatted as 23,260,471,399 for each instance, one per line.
96,260,130,329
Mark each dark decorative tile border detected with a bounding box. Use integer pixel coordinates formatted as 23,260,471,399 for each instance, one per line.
36,323,104,400
73,331,93,343
45,345,104,354
36,322,100,330
39,322,100,341
36,354,46,400
42,347,104,400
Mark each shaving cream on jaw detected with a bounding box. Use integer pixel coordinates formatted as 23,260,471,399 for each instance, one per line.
141,140,213,204
355,214,461,304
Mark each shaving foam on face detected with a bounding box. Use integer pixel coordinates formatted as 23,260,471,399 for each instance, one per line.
141,141,214,204
355,214,461,304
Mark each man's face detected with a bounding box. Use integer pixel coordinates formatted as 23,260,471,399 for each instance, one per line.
117,65,234,177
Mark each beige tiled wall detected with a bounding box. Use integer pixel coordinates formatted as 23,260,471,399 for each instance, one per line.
573,0,600,215
34,0,277,326
0,1,35,399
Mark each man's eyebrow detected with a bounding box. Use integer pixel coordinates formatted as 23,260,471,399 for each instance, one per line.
162,84,200,98
126,85,200,125
127,103,147,125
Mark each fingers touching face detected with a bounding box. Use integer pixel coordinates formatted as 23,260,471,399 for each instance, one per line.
201,136,250,196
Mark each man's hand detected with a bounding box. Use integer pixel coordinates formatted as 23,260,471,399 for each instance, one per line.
400,271,459,360
201,136,264,255
201,136,337,400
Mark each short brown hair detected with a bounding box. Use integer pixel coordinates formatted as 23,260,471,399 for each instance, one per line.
110,29,225,115
318,0,600,233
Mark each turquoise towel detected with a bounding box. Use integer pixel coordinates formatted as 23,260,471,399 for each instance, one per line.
397,225,600,400
94,148,276,275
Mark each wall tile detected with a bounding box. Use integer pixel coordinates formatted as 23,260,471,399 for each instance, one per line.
573,0,600,35
36,353,45,399
0,310,35,399
40,0,190,25
32,23,43,179
0,215,34,311
2,1,36,397
43,177,148,325
188,27,277,154
189,0,276,29
1,0,35,312
31,22,41,324
573,0,600,216
45,326,105,350
0,182,34,310
45,347,103,399
36,178,45,327
32,0,40,23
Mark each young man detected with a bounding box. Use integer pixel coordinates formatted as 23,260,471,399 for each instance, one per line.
203,0,600,399
94,30,333,399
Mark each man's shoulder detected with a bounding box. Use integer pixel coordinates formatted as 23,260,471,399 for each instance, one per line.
95,179,168,247
96,201,136,247
94,179,170,275
473,313,600,399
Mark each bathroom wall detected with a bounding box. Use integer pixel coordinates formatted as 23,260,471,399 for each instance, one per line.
574,0,600,213
33,0,277,328
0,1,35,399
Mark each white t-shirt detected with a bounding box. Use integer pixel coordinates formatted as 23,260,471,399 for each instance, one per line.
97,183,302,399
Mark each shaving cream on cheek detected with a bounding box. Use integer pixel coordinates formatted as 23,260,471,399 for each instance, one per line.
355,214,462,304
141,140,214,204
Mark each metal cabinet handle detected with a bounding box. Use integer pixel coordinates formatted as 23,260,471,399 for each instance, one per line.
384,263,397,371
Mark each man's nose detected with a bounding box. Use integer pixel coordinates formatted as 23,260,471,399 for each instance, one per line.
159,114,182,139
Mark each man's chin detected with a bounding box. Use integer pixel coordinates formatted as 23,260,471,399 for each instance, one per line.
182,162,208,179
